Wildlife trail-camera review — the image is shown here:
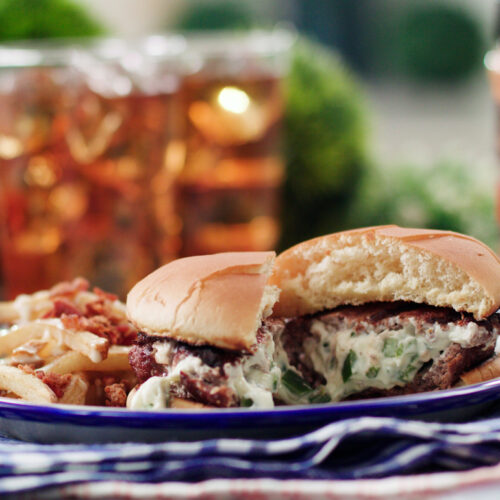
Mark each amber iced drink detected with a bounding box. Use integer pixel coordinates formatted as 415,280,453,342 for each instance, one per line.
0,46,81,298
174,31,293,256
0,39,183,298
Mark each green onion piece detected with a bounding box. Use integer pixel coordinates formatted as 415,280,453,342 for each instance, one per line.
241,398,254,407
281,369,313,396
342,350,357,382
350,331,356,337
309,392,332,404
399,365,417,383
366,366,380,379
383,338,401,357
272,375,279,393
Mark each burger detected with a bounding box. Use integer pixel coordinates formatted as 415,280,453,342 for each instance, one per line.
126,252,282,409
126,226,500,409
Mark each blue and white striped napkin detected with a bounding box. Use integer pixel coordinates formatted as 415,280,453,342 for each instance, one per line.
4,412,500,496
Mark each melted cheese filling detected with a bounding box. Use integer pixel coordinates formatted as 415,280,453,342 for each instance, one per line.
128,336,278,410
275,319,484,405
127,318,488,410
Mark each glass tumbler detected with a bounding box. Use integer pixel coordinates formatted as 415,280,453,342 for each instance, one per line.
173,30,294,256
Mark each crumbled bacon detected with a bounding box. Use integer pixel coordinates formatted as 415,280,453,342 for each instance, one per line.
18,365,72,398
93,287,118,303
60,314,137,346
104,383,128,407
42,298,83,319
42,279,138,346
49,278,89,298
96,376,131,407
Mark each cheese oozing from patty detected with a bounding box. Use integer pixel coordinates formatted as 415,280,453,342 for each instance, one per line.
128,313,495,409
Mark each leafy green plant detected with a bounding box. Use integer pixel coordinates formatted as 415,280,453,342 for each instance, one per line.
0,0,104,40
345,160,497,248
281,39,369,248
397,3,485,82
176,1,255,31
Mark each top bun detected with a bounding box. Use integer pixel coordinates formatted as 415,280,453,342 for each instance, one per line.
270,225,500,320
127,252,279,351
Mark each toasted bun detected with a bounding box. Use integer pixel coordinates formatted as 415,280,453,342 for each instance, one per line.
169,397,214,409
460,355,500,385
271,225,500,320
127,252,279,351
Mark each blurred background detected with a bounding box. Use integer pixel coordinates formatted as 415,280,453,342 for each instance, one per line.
0,0,499,299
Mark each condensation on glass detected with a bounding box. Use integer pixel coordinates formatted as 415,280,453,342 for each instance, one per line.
0,31,293,299
0,38,184,298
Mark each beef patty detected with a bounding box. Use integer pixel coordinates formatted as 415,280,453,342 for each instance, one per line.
128,302,500,408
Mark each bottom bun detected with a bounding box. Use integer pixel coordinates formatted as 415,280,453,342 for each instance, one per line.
169,397,214,409
460,356,500,385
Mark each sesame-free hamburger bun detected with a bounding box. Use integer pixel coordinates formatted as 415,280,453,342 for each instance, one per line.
271,225,500,320
127,252,279,351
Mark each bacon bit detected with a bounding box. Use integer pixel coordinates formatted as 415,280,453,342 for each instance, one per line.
60,314,137,346
42,298,83,319
18,365,72,398
104,383,128,407
93,287,118,303
84,299,107,317
49,278,89,298
44,279,138,346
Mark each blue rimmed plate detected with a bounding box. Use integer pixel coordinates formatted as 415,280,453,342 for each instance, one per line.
1,379,500,443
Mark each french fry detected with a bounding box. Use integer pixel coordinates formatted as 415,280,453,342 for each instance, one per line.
43,346,131,375
0,302,19,324
0,323,109,362
0,366,56,404
461,356,500,385
59,327,109,363
58,374,88,405
0,324,47,356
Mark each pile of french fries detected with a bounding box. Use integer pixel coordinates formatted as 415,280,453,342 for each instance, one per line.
0,279,137,406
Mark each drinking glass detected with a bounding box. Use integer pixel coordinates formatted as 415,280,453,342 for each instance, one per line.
172,30,293,256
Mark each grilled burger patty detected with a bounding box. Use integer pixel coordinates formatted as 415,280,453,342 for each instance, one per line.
128,302,500,408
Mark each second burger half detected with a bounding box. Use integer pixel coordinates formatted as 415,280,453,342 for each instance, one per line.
126,226,500,409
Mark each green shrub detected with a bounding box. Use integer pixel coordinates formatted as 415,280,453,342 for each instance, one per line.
281,39,369,247
345,161,497,247
176,1,255,31
0,0,104,40
397,3,485,81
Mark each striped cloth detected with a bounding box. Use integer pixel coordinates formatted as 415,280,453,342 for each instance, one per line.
4,414,500,497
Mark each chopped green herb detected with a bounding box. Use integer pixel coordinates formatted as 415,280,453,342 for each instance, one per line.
383,338,402,357
342,350,357,382
241,398,254,407
366,366,380,379
409,353,419,363
350,331,356,337
281,369,313,396
399,365,417,383
322,341,330,349
309,392,332,404
272,374,279,392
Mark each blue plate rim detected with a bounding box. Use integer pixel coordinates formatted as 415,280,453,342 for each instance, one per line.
0,377,499,422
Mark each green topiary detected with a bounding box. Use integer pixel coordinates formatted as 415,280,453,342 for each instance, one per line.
176,1,255,31
397,3,485,82
281,39,369,248
345,160,497,248
0,0,104,41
